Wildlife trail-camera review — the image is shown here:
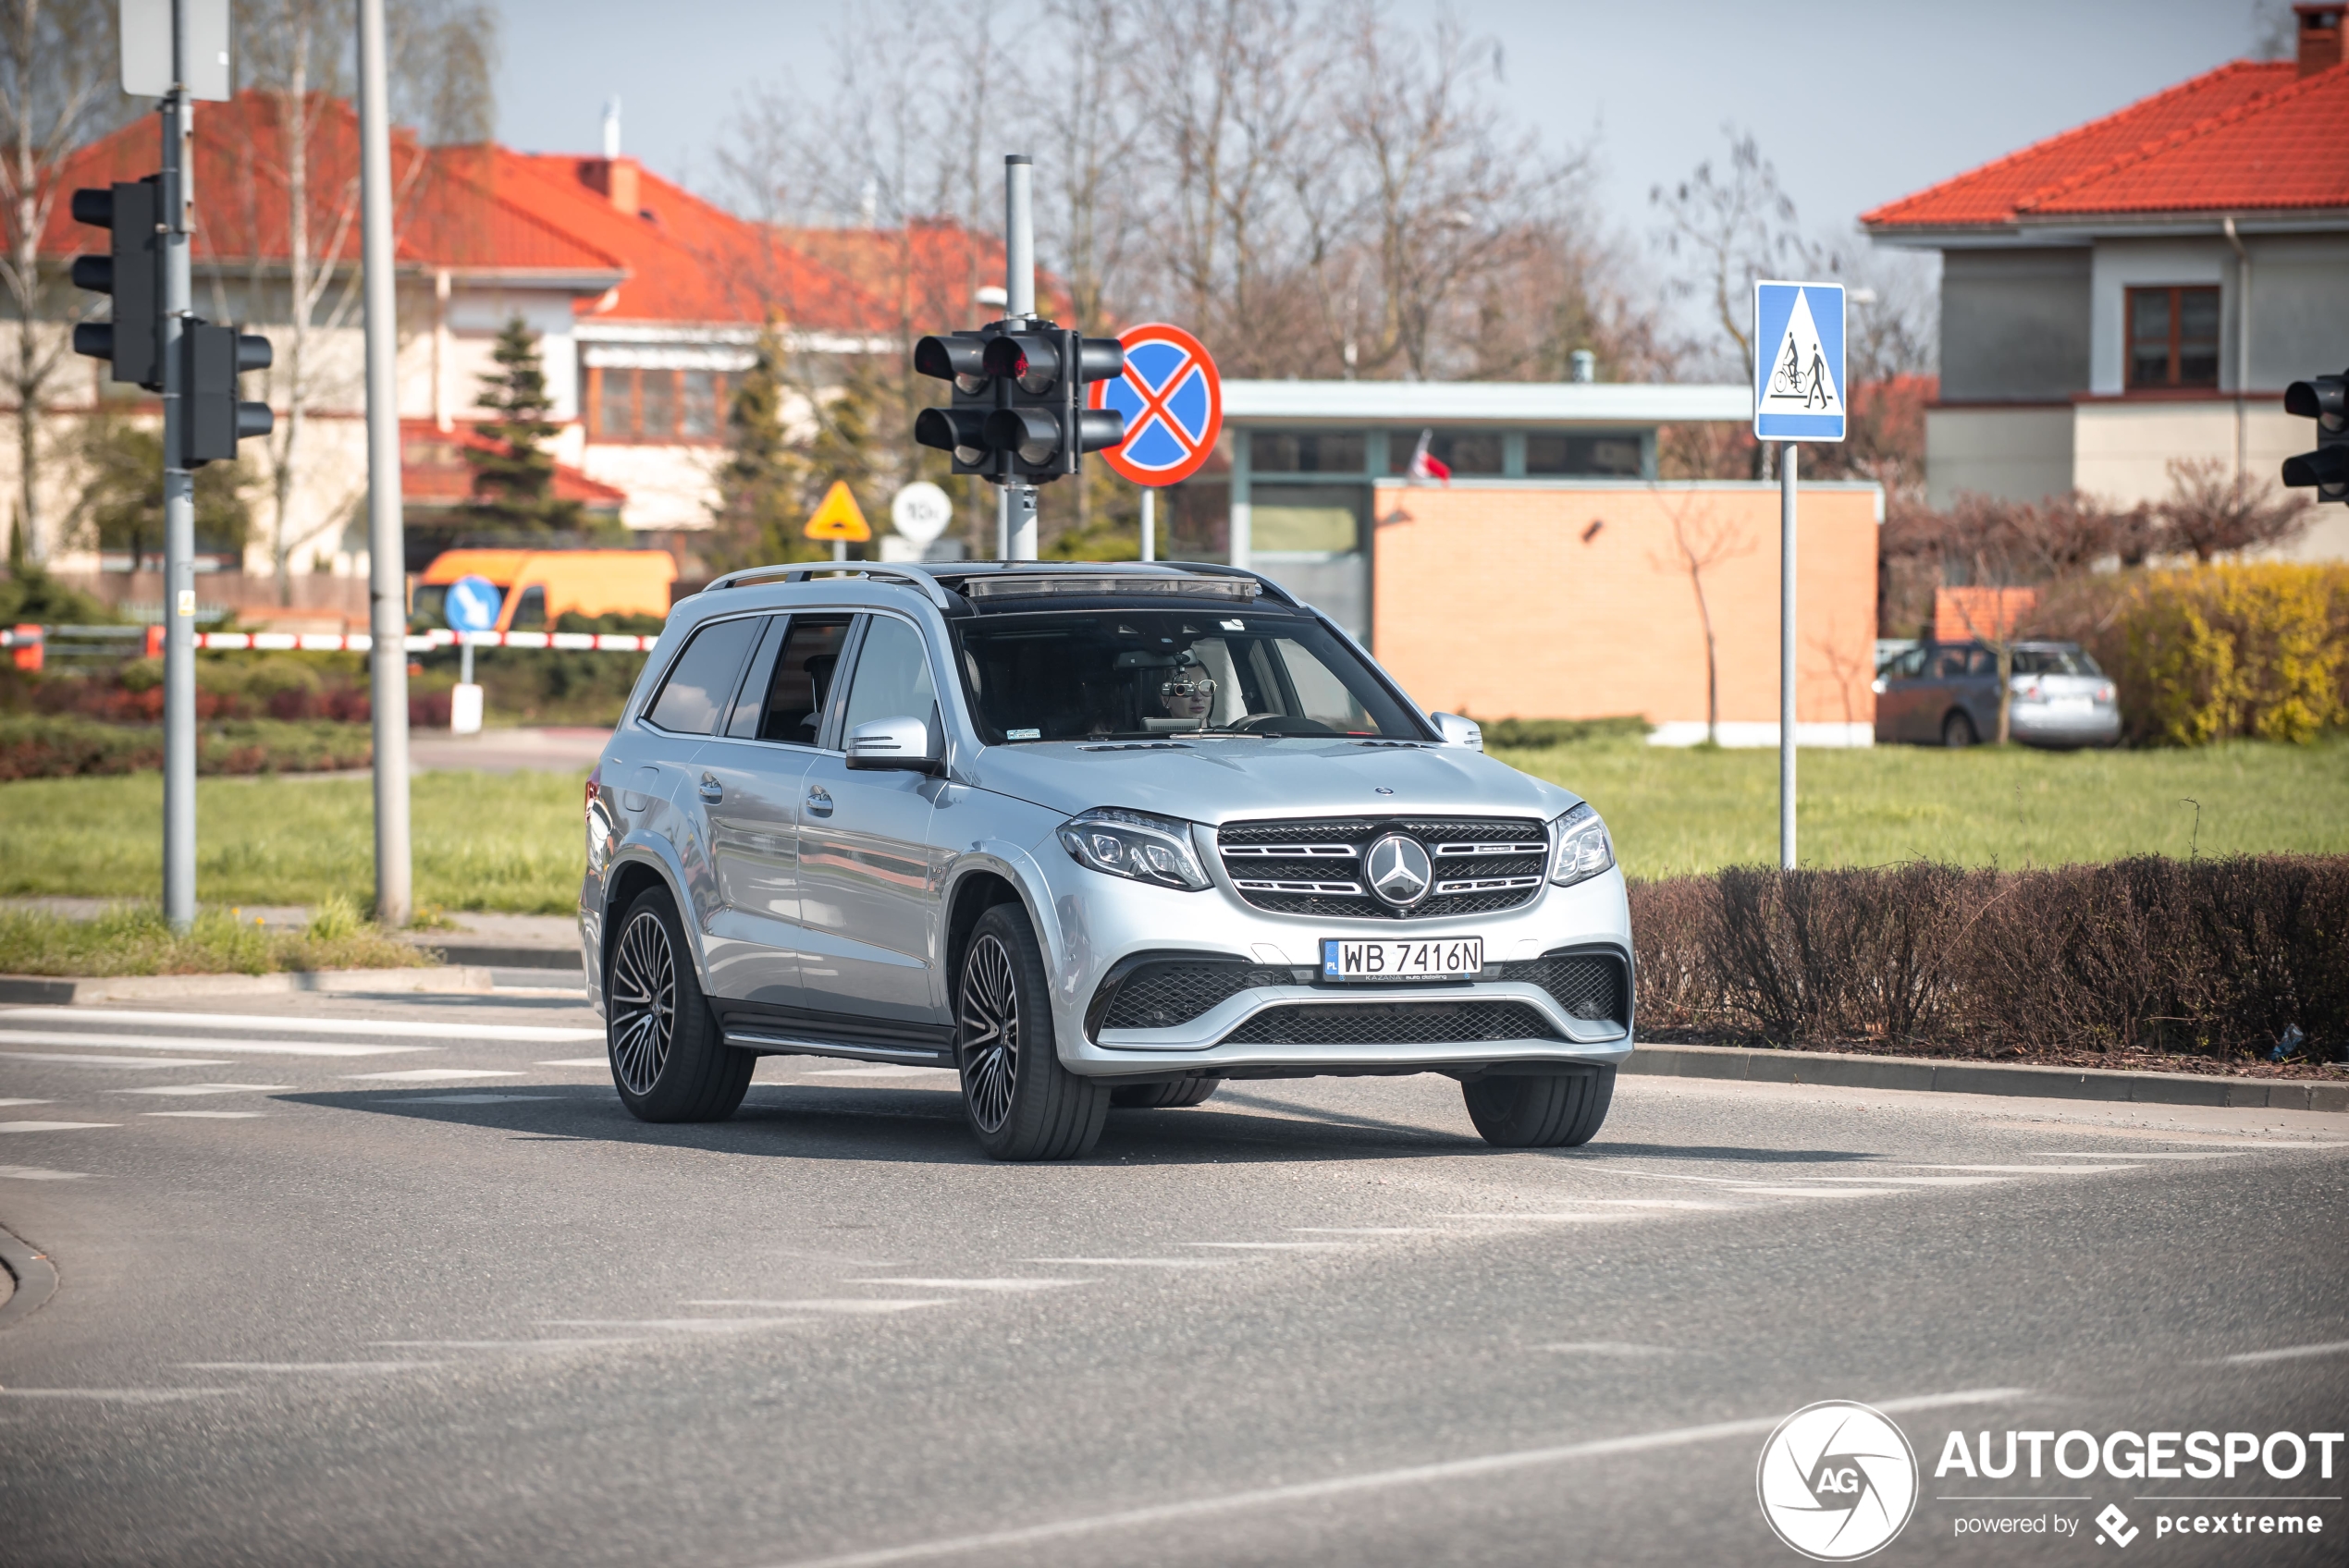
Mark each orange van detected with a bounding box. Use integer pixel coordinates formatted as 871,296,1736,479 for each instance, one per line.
412,548,678,632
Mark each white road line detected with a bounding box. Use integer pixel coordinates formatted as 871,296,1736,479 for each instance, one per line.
0,1121,117,1133
0,1030,430,1059
841,1279,1088,1292
1791,1176,2013,1187
1728,1186,1914,1198
144,1110,264,1120
0,1098,50,1107
675,1300,951,1314
0,1388,232,1402
762,1388,2032,1568
2035,1151,2245,1160
1290,1227,1442,1235
179,1362,440,1373
2217,1340,2349,1366
537,1057,609,1068
538,1318,814,1333
1023,1257,1236,1268
1570,1198,1733,1210
0,1052,231,1069
1433,1213,1647,1223
0,1165,91,1180
110,1084,292,1096
343,1069,525,1083
1539,1342,1677,1356
386,1094,558,1105
1182,1241,1362,1251
2,1008,603,1042
372,1339,642,1350
1898,1164,2144,1175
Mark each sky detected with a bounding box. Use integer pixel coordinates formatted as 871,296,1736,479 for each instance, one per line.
490,0,2271,251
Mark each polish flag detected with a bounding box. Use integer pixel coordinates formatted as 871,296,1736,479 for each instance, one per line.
1407,429,1451,484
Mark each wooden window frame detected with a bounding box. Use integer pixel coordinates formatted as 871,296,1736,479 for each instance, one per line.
2124,285,2220,391
586,365,730,446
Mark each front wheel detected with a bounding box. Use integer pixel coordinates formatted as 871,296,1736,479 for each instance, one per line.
1941,710,1977,748
956,905,1109,1160
606,885,753,1123
1462,1067,1615,1148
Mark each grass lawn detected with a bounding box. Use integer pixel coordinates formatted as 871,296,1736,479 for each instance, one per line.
1,739,2343,915
1501,734,2349,879
0,769,585,915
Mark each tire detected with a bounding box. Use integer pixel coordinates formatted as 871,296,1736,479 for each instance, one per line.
1462,1067,1615,1148
955,904,1110,1160
1110,1077,1222,1109
1941,710,1977,749
606,885,754,1123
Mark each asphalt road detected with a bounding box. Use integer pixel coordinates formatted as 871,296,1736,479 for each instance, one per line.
1,985,2343,1568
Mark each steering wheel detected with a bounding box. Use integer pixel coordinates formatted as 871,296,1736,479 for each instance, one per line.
1230,713,1340,736
1228,713,1285,733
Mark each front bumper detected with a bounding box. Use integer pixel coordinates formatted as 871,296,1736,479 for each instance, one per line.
1037,847,1636,1079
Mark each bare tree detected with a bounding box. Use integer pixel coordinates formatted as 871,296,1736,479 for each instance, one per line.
0,0,124,563
1649,127,1801,399
2156,457,2314,561
1648,488,1753,745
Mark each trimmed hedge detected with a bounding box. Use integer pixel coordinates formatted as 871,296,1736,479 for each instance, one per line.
0,715,375,779
1632,856,2347,1061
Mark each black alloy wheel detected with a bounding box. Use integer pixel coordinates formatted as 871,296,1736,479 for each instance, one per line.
956,904,1109,1160
606,885,754,1123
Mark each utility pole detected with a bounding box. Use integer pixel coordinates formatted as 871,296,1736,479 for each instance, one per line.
1002,154,1039,561
358,0,411,925
1779,441,1797,870
157,0,194,930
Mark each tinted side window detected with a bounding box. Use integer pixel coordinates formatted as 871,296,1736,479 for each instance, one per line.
840,618,939,740
646,616,762,735
723,618,788,738
744,616,853,743
1931,648,1969,679
1967,649,1998,677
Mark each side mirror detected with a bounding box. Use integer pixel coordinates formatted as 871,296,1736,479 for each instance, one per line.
846,716,941,773
1431,712,1483,751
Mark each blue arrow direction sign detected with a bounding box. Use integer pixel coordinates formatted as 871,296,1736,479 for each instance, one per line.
445,574,502,634
1753,281,1846,442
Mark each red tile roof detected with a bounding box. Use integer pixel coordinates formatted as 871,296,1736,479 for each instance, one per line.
1863,60,2348,230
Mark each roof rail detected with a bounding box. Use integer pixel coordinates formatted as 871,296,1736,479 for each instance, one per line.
700,562,956,609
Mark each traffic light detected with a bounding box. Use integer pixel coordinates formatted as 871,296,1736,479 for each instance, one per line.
69,179,162,390
180,321,274,465
913,320,1125,483
2281,371,2348,504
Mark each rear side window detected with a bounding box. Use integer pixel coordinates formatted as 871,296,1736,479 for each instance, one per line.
840,618,939,740
1931,648,1970,679
646,617,761,734
1966,649,1997,677
737,616,853,744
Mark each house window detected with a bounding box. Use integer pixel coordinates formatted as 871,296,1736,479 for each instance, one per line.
589,367,730,442
1525,434,1643,477
1251,432,1365,473
2126,286,2220,390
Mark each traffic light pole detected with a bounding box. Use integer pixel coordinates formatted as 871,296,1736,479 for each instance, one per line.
1779,440,1797,871
158,0,195,931
1002,155,1038,561
358,0,412,925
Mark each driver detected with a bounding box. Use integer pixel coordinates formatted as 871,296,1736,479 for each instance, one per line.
1157,673,1214,726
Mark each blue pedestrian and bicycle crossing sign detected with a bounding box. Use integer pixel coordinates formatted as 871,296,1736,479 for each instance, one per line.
445,574,502,634
1753,280,1846,442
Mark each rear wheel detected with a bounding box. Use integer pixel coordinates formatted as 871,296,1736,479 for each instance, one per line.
1110,1077,1222,1109
1941,710,1977,749
606,886,753,1123
956,905,1109,1160
1462,1067,1615,1148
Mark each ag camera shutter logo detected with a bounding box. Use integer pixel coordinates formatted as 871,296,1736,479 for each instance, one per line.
1757,1401,1919,1561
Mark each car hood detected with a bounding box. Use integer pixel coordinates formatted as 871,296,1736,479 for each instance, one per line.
962,739,1582,826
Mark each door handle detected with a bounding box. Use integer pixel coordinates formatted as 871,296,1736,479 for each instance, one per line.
698,772,723,802
805,786,834,817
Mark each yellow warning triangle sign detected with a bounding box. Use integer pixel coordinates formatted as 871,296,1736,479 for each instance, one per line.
803,480,872,542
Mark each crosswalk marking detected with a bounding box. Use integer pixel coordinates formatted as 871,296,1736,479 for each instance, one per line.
344,1069,525,1083
1183,1240,1362,1251
1,1051,230,1069
841,1279,1087,1292
0,1121,117,1133
144,1110,265,1119
1024,1257,1236,1268
538,1317,813,1333
0,1008,602,1042
675,1299,951,1314
0,1164,91,1179
110,1084,291,1096
0,1030,429,1059
0,1097,51,1107
536,1057,609,1068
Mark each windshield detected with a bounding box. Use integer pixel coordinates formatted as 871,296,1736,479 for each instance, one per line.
953,610,1424,743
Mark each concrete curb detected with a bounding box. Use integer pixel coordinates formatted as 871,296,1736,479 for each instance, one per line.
413,943,581,972
0,1223,59,1329
0,966,496,1004
1624,1041,2349,1113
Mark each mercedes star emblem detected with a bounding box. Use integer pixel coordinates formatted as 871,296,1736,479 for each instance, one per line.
1365,833,1433,908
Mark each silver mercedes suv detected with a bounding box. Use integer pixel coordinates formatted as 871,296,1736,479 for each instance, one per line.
579,561,1632,1160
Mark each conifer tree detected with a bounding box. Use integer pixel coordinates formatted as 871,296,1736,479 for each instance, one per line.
709,324,820,570
462,317,583,534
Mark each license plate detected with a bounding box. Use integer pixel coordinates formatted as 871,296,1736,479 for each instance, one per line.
1322,937,1483,981
2046,696,2094,713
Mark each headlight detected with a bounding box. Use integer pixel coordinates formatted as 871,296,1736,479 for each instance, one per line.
1547,802,1614,888
1058,807,1211,891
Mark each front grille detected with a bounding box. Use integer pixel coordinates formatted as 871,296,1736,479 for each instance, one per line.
1500,949,1628,1027
1223,1000,1560,1047
1101,962,1285,1030
1218,816,1548,919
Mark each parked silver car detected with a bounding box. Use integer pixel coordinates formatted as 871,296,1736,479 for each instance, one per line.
579,561,1632,1159
1874,640,2121,749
